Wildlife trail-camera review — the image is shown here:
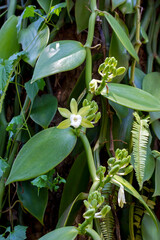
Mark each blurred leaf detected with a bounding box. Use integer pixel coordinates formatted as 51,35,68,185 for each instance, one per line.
143,72,160,123
112,0,126,11
0,16,20,60
23,5,36,19
5,225,28,240
151,120,160,140
113,175,158,227
51,2,67,16
37,0,60,13
66,0,74,21
0,59,14,93
104,12,138,61
143,147,155,183
6,115,23,139
30,94,58,128
101,83,160,112
39,227,78,240
6,128,77,184
19,19,50,67
25,79,45,102
109,15,129,83
152,151,160,196
17,181,48,224
128,67,145,89
142,213,160,240
59,152,89,217
0,158,9,178
109,101,129,122
141,27,149,43
85,228,102,240
75,0,91,33
119,0,135,14
31,40,86,82
57,192,87,228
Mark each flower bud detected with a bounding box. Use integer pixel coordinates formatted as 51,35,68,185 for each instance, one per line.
89,79,98,93
109,164,120,175
116,67,126,76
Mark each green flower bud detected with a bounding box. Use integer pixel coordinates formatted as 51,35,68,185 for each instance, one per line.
94,112,101,123
124,165,133,175
83,209,95,219
109,164,120,175
91,199,98,208
116,67,126,76
89,79,98,93
83,99,89,107
119,157,130,167
101,205,111,217
84,200,90,209
108,157,116,165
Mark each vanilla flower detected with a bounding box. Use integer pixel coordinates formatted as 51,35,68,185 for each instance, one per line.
118,185,126,208
57,98,94,129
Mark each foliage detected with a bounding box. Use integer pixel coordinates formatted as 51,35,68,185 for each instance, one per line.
0,0,160,239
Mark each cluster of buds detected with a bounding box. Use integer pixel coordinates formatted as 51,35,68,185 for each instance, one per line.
107,148,133,177
57,98,101,129
78,191,110,233
89,57,126,94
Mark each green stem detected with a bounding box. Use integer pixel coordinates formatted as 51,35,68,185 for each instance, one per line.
130,0,141,85
7,0,17,19
79,133,98,183
129,203,135,240
0,96,30,218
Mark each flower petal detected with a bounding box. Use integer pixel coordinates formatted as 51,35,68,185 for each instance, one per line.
81,118,94,128
70,98,77,114
58,108,71,118
78,106,90,117
57,119,71,129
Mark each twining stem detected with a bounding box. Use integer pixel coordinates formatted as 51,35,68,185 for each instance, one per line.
129,0,141,85
0,96,30,218
7,0,17,19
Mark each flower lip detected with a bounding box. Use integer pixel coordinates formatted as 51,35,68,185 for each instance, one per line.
70,114,82,128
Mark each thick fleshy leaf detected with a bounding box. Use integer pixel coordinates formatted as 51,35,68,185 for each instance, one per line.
0,16,20,60
75,0,90,33
101,83,160,112
104,12,138,61
151,121,160,140
142,214,160,240
31,40,86,82
17,181,48,224
112,0,126,11
59,152,89,218
19,20,50,66
39,226,78,240
128,67,145,89
152,152,160,197
113,175,158,227
6,127,77,184
30,94,57,128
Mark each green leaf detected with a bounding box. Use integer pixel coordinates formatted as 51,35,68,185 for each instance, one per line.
31,40,86,83
75,0,91,33
6,225,28,240
30,94,58,128
0,58,15,113
101,83,160,112
151,120,160,140
51,2,67,16
57,192,87,228
143,146,155,183
143,72,160,122
128,67,145,89
109,15,129,83
104,12,138,61
0,158,9,178
59,152,89,218
37,0,60,13
19,20,50,67
142,214,160,240
66,0,74,22
17,181,48,224
112,0,126,11
39,226,78,240
6,127,77,184
119,0,135,14
23,5,36,19
112,175,158,227
152,151,160,196
132,112,150,189
25,79,45,102
0,16,20,60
